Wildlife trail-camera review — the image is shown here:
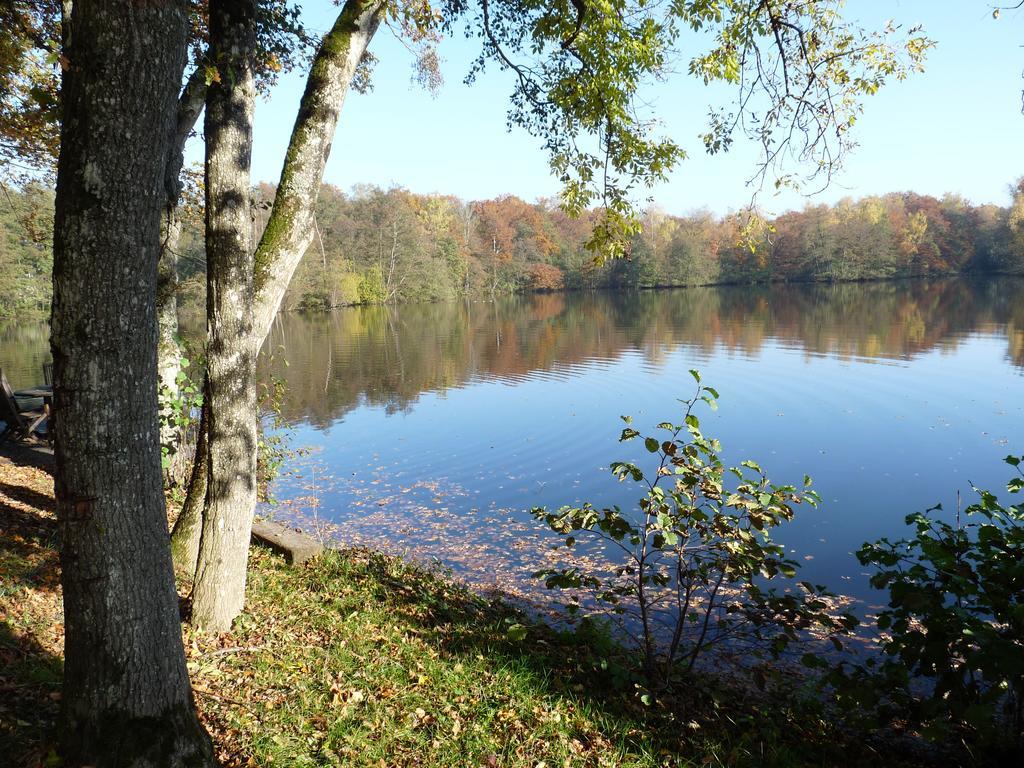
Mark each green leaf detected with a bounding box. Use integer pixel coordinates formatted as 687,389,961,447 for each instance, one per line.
644,437,659,453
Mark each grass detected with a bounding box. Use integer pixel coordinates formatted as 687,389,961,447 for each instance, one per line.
191,547,871,768
0,457,940,767
197,549,651,766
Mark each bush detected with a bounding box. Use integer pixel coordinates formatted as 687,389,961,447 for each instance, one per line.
847,455,1024,750
334,270,362,306
296,291,330,311
158,357,203,487
358,266,386,304
531,371,856,687
528,263,565,292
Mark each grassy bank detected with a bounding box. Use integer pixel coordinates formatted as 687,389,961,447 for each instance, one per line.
1,457,939,767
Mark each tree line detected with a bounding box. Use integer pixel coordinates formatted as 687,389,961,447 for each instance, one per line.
273,181,1024,308
5,179,1023,323
0,183,53,320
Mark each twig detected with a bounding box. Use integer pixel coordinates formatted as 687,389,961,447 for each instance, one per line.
199,644,270,658
192,685,259,712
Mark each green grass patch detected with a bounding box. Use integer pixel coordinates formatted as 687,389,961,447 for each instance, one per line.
188,548,926,767
0,454,940,767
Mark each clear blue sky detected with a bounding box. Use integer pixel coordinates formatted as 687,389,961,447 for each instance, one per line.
218,0,1024,216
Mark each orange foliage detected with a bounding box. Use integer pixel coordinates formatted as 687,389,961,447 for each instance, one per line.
528,263,565,291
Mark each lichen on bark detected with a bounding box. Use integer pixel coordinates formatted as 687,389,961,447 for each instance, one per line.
190,0,261,632
51,0,214,764
252,0,383,338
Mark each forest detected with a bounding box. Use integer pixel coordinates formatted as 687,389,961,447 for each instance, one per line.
3,179,1023,322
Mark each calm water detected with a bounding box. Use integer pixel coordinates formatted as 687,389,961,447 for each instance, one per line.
3,277,1023,604
251,277,1024,604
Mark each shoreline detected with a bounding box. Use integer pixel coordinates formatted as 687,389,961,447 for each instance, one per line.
0,449,988,766
267,270,1020,315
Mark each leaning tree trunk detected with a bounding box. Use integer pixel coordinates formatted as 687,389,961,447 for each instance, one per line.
163,66,211,545
170,383,209,577
50,2,213,765
189,0,259,631
251,0,384,341
189,0,383,629
159,66,209,483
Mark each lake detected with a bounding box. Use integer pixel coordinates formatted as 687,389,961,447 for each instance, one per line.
3,277,1022,607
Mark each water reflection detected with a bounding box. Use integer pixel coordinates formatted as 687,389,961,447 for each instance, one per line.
2,277,1022,604
257,277,1024,428
0,322,50,389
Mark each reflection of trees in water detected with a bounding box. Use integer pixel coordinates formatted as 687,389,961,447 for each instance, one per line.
0,322,51,388
256,277,1024,429
3,278,1018,423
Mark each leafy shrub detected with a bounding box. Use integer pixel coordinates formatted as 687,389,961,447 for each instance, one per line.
358,266,386,304
334,270,362,306
158,356,203,484
296,291,330,311
256,373,306,502
532,372,855,686
296,270,362,309
847,455,1024,749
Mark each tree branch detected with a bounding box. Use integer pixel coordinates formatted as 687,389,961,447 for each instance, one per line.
165,64,209,208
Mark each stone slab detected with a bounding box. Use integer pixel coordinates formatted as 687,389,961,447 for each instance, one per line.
251,519,323,565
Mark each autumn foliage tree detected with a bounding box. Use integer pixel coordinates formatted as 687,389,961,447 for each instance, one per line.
168,182,1024,317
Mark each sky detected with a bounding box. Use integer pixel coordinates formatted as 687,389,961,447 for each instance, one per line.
215,0,1024,217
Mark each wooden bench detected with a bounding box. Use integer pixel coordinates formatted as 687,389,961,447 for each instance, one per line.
0,369,47,444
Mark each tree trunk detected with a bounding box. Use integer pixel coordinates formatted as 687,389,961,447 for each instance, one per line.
164,66,210,544
188,0,383,629
170,385,209,576
251,0,383,343
159,66,209,486
50,2,213,764
190,0,259,631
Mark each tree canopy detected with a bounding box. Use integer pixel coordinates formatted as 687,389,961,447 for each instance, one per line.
434,0,934,255
1,0,933,256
